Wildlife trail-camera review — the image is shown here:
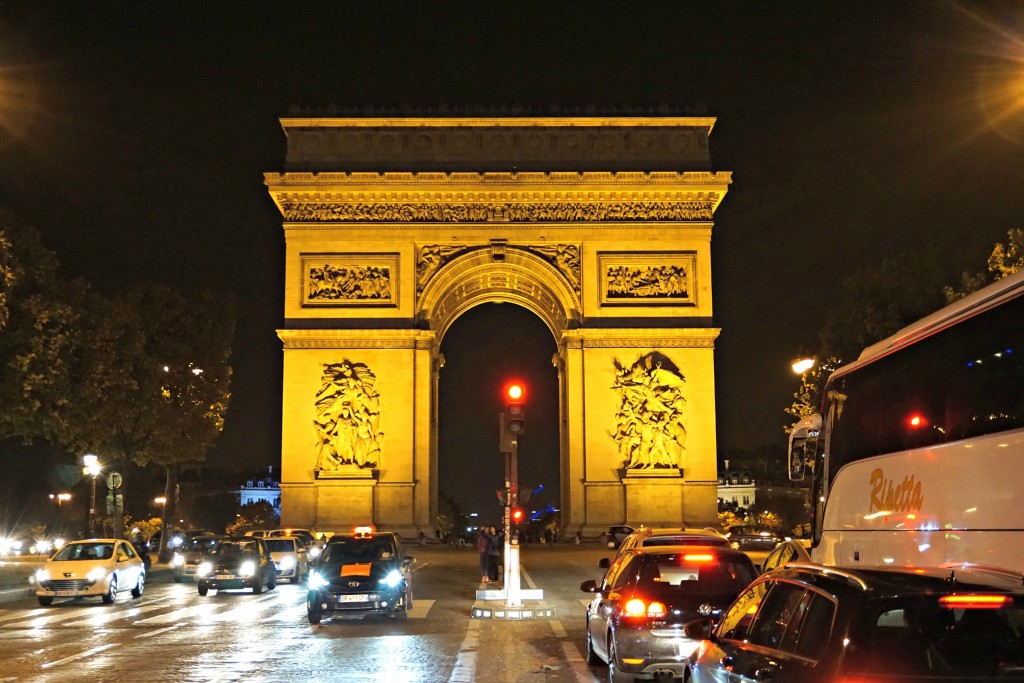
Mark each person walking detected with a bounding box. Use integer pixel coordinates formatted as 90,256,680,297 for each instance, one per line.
476,527,493,584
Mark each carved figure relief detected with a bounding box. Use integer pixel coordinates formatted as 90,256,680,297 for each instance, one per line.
610,351,687,470
416,245,471,293
313,360,383,472
302,254,398,307
599,253,696,306
282,201,714,223
529,244,581,296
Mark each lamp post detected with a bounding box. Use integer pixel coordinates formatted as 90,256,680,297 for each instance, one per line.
82,454,102,537
791,357,815,375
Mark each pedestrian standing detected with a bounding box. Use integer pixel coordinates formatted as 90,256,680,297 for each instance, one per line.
476,527,492,583
487,525,501,583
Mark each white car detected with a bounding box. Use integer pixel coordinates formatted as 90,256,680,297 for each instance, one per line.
264,536,308,583
35,538,146,606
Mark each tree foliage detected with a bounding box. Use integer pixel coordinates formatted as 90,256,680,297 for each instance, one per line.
944,228,1024,303
226,500,279,535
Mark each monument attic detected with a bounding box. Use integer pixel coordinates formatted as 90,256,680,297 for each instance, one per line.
264,108,731,535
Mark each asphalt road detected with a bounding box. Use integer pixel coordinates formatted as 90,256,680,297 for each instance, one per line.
0,543,678,682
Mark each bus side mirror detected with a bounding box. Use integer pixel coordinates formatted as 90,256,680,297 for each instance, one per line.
788,414,822,482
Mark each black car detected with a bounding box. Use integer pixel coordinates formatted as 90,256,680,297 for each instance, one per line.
684,563,1024,682
724,525,784,551
581,544,758,681
196,537,276,596
307,529,414,624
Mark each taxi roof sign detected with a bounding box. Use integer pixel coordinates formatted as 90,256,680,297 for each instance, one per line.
353,525,375,538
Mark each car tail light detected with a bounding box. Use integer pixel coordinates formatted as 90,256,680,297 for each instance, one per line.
683,554,715,562
623,597,667,619
939,594,1011,609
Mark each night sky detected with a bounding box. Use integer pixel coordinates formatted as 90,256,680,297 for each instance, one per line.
1,3,1022,520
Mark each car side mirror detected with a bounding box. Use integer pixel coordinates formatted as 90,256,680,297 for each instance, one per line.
683,617,715,641
598,557,610,569
580,579,600,593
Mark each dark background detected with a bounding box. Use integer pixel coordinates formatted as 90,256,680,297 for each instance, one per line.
1,2,1022,522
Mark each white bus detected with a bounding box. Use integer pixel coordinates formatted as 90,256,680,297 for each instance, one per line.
788,269,1024,571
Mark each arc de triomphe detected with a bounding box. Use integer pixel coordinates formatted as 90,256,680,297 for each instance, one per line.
264,113,731,535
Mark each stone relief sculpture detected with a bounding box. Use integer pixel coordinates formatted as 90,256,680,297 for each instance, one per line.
313,360,383,472
610,351,687,470
530,244,581,296
607,264,688,299
416,245,471,293
308,264,392,302
283,201,714,223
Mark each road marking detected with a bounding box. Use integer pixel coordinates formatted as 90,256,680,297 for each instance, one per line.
136,600,221,624
561,640,597,682
0,607,49,624
579,599,592,608
448,617,480,683
41,643,115,669
134,624,181,639
5,605,98,629
204,592,280,622
268,603,308,622
406,598,434,619
549,619,568,639
61,599,177,627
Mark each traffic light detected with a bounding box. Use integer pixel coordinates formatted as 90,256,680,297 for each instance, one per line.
511,507,525,525
504,383,526,435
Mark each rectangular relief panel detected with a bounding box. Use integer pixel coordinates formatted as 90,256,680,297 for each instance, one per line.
301,253,399,308
599,251,697,306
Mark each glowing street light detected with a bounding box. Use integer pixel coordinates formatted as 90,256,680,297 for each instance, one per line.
48,492,72,507
791,357,815,374
82,454,102,537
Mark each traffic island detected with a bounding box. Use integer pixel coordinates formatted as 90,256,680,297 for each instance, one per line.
471,601,555,620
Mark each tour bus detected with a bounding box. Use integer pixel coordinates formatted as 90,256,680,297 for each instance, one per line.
788,268,1024,571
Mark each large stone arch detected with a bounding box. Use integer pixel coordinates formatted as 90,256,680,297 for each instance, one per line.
266,113,731,535
419,246,579,342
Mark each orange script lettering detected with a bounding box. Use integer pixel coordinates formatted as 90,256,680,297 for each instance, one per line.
869,468,924,514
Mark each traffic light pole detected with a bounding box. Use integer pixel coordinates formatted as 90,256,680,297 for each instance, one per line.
504,437,523,608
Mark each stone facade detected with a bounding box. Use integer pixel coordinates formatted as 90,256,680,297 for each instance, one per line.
266,115,731,535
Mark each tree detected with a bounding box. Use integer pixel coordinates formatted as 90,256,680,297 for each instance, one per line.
226,501,279,535
945,228,1024,302
783,357,840,434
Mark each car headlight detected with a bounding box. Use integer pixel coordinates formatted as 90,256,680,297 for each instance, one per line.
35,569,51,583
172,553,185,567
197,561,213,577
280,556,296,570
308,571,328,589
308,547,321,559
380,569,403,588
239,561,256,578
87,567,107,583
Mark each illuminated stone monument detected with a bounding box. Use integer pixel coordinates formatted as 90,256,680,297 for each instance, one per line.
265,110,731,534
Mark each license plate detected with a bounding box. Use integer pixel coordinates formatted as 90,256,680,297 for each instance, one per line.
339,594,370,603
215,574,234,580
55,590,78,596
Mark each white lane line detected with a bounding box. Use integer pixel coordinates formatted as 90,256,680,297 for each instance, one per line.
268,603,308,622
203,593,279,622
0,608,49,624
41,643,115,669
62,599,177,627
137,600,221,625
561,640,597,682
6,606,98,629
447,617,481,683
521,565,539,589
134,624,181,639
406,598,434,619
579,599,592,608
550,619,568,639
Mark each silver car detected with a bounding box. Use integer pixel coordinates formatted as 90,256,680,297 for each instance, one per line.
265,536,308,583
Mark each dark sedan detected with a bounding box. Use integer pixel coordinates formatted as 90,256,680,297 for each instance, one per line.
196,537,276,596
684,563,1024,682
724,525,783,551
582,544,758,681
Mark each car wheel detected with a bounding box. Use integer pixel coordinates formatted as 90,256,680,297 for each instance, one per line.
198,581,209,597
173,575,182,583
253,572,264,594
308,609,322,625
608,637,634,683
267,570,276,591
585,625,602,665
131,573,145,598
102,576,117,604
38,595,53,606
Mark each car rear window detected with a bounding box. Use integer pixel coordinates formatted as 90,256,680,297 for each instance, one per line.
638,552,756,592
643,537,729,547
846,596,1024,677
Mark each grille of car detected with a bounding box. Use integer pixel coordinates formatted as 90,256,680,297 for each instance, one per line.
47,579,91,591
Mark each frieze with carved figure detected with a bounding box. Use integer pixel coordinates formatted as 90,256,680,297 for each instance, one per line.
282,201,714,223
610,351,687,470
313,360,383,475
600,252,696,306
416,243,581,297
302,254,397,307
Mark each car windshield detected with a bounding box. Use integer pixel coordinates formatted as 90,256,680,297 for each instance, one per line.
214,541,257,557
265,539,297,552
847,595,1024,676
184,537,219,552
53,542,114,561
320,538,396,567
637,553,756,593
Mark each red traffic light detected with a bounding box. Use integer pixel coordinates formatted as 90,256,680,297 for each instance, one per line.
506,383,525,402
511,507,525,524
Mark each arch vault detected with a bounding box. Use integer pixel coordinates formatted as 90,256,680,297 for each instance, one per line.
266,113,731,535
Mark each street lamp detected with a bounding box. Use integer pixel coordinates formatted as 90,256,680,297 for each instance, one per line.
49,492,72,507
82,454,102,537
791,357,815,375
